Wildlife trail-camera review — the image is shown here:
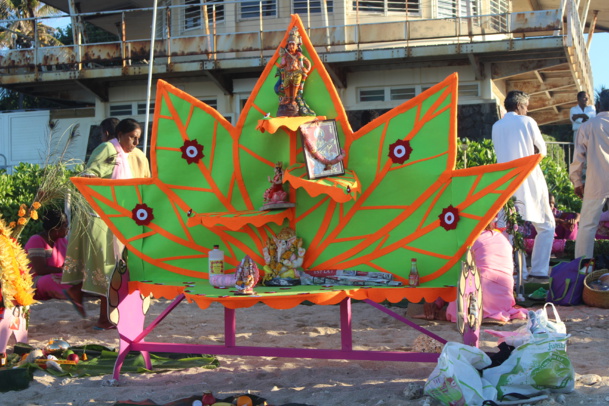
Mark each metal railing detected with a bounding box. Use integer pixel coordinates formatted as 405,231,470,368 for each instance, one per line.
546,140,574,168
0,1,574,73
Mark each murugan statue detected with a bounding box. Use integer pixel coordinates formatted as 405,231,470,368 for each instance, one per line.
275,27,315,117
262,227,306,286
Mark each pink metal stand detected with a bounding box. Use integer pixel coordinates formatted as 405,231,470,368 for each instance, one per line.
112,269,447,381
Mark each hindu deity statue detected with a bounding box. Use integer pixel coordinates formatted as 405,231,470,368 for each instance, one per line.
262,227,306,286
234,255,259,295
275,27,315,117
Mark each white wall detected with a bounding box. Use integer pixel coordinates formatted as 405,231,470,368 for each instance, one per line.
0,111,93,172
0,111,50,171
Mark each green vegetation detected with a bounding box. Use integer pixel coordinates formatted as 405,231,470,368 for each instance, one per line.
457,138,580,212
0,162,83,244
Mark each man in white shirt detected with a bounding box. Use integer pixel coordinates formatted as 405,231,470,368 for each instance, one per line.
492,91,555,279
570,91,596,143
570,90,609,258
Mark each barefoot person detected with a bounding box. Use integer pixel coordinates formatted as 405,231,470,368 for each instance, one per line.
63,118,150,330
24,208,85,317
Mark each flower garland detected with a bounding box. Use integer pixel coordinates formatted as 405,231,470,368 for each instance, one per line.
0,218,36,308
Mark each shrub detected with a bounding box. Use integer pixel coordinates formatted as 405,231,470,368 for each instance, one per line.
457,138,580,213
0,163,82,244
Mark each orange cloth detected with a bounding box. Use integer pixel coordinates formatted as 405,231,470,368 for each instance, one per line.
256,116,326,134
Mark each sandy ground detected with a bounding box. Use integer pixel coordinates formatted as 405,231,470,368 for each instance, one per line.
2,296,609,406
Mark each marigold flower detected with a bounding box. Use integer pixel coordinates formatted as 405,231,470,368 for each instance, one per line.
32,202,41,209
9,222,16,228
18,217,27,225
18,206,26,217
30,210,38,220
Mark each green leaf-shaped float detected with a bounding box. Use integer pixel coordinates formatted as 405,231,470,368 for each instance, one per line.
72,15,540,309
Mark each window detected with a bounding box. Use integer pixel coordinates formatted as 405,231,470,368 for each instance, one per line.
184,0,201,30
359,86,418,103
241,0,277,19
109,104,133,116
199,98,218,109
458,83,479,98
184,0,224,31
204,0,224,22
137,102,155,115
437,0,479,18
294,0,334,14
359,89,385,102
390,87,416,101
353,0,419,14
489,0,508,31
110,101,158,117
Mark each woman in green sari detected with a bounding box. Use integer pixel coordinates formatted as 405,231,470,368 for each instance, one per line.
63,118,150,330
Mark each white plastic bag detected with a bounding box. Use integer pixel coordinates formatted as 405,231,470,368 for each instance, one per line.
485,303,567,347
424,342,497,406
482,332,574,398
482,303,573,398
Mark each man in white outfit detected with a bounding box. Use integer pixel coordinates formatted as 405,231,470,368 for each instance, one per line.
570,90,609,259
570,91,596,143
492,91,555,279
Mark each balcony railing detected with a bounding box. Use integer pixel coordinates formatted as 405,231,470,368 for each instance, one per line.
0,1,579,75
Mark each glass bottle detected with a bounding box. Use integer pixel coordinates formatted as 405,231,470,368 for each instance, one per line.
201,390,216,406
586,259,595,275
409,258,420,287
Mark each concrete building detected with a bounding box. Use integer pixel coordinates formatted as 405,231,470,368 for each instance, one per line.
0,0,606,169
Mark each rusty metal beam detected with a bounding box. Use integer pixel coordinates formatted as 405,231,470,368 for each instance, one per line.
491,58,567,79
203,69,232,96
325,63,347,89
529,108,571,125
506,77,576,94
586,10,599,50
74,79,109,102
532,70,551,99
467,53,485,81
528,93,576,111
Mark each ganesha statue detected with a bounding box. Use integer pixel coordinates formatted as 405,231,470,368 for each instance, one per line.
262,227,306,286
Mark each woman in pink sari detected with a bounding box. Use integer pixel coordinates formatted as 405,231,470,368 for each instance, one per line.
445,227,527,323
24,208,85,316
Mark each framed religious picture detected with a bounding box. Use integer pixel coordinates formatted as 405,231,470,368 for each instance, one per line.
299,119,346,180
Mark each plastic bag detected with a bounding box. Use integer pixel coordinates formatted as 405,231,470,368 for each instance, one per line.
482,303,574,398
482,332,574,398
527,303,566,335
424,342,497,406
485,303,566,347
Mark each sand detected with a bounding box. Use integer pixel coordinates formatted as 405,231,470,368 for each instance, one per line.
2,297,609,406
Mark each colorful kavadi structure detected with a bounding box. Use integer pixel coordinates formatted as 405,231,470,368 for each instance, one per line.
69,15,540,378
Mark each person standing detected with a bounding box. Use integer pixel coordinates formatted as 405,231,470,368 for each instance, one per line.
492,90,555,279
570,91,596,143
63,118,151,330
569,90,609,259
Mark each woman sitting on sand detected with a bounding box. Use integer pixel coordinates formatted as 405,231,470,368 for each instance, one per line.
416,223,527,324
23,208,85,317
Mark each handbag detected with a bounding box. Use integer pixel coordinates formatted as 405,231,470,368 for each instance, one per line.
546,257,592,306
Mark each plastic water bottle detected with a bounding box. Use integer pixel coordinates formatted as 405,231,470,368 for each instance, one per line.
208,244,224,277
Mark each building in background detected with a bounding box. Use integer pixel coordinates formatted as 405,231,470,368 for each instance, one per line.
0,0,606,170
